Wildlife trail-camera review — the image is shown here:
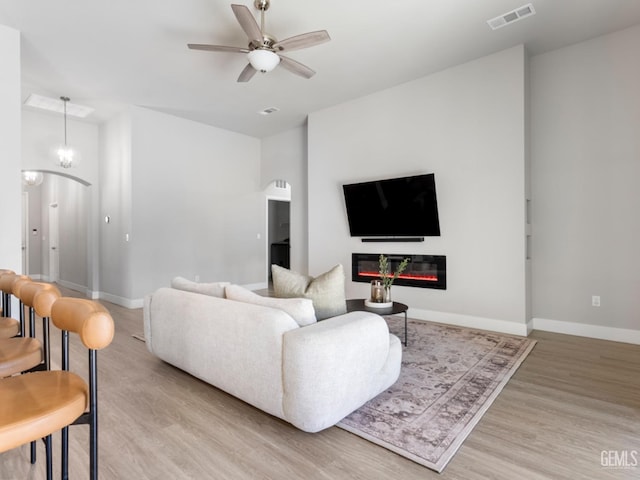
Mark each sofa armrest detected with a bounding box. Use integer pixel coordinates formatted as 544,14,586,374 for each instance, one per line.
144,287,299,419
282,311,401,432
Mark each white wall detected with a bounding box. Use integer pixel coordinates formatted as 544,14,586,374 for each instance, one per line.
530,24,640,342
261,125,308,273
0,25,22,278
99,111,133,302
128,107,263,300
308,46,529,335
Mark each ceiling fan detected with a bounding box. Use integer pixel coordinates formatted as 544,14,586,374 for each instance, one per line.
188,0,330,82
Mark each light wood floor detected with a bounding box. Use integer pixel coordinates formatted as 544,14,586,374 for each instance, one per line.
1,287,639,479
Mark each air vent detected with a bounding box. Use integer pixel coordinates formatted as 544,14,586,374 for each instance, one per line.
487,3,536,30
23,93,94,118
257,107,280,116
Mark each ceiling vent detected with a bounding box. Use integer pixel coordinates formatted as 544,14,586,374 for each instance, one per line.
487,3,536,30
23,93,94,118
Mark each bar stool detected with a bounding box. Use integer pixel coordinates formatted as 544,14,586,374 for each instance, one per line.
0,282,60,375
0,272,28,339
0,297,115,480
0,282,61,466
17,282,61,370
0,269,14,317
0,275,18,340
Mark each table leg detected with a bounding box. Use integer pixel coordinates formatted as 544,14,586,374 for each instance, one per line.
404,311,407,346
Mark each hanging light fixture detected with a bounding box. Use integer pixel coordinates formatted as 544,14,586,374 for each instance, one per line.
57,96,74,168
22,171,44,186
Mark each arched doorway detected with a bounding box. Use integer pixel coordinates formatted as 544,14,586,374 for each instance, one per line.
265,180,291,286
21,170,91,294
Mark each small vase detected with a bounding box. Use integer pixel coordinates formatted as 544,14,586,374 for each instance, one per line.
383,285,391,303
370,279,384,303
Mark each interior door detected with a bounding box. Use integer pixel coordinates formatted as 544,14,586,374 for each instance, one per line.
49,203,59,283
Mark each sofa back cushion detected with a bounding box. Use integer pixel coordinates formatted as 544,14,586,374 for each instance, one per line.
225,285,316,327
271,264,347,320
171,276,229,297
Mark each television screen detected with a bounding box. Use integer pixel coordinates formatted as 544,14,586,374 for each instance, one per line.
342,173,440,237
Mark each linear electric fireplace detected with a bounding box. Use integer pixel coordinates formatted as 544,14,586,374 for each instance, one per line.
352,253,447,290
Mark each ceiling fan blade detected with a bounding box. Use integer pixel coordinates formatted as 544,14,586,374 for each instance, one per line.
231,4,263,45
237,63,257,83
278,55,316,79
188,44,249,53
272,30,330,52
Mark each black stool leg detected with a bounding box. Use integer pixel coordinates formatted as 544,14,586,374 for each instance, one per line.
45,434,53,480
61,330,70,480
88,349,99,480
29,305,38,463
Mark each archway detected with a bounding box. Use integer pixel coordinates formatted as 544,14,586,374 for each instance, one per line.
21,169,92,295
264,180,291,287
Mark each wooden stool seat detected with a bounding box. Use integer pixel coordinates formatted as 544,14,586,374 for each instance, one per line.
0,317,19,339
0,371,88,453
0,337,43,378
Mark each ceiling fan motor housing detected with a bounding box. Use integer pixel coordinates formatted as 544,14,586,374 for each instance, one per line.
250,33,277,51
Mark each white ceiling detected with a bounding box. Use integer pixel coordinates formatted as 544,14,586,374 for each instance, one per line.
3,0,640,138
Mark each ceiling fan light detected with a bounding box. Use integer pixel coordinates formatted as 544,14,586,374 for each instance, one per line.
248,49,280,73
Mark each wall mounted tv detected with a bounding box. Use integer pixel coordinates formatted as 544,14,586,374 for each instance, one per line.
342,173,440,239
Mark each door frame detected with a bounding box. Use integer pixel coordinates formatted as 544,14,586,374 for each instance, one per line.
48,202,59,283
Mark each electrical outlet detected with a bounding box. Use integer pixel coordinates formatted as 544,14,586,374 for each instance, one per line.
592,295,601,307
195,275,200,282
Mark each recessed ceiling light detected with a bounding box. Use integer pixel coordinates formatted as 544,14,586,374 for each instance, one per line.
487,3,536,30
23,93,94,118
257,107,280,116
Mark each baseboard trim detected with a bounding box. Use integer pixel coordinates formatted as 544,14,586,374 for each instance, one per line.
98,292,144,309
532,317,640,345
56,279,90,297
407,308,530,337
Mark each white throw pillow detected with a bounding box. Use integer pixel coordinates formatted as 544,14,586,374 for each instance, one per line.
271,264,347,320
225,284,317,327
171,276,229,298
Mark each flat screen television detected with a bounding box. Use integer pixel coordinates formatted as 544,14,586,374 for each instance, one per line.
342,173,440,238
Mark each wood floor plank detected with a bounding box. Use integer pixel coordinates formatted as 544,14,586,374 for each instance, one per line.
1,287,638,479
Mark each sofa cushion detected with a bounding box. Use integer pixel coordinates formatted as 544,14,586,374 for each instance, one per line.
271,264,347,320
171,276,229,298
225,285,316,327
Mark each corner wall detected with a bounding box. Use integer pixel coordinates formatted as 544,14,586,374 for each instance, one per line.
0,25,22,277
530,24,640,343
308,46,529,334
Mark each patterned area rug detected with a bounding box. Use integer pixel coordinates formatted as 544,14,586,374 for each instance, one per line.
337,318,536,472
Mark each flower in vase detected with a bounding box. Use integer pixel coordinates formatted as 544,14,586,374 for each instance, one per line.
379,254,410,289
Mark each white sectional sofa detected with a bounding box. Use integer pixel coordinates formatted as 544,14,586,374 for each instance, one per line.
143,282,402,433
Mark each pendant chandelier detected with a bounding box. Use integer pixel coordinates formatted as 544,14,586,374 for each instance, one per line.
57,96,74,168
22,171,44,186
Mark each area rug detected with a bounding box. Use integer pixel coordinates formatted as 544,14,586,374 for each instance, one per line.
337,318,536,472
